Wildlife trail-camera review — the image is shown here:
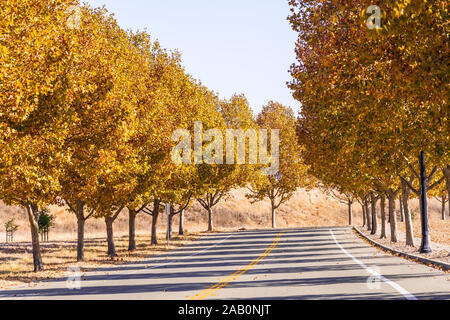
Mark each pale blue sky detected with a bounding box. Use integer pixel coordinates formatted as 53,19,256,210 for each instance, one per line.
84,0,300,114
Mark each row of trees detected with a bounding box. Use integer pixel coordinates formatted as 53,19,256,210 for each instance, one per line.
288,0,449,250
1,1,311,271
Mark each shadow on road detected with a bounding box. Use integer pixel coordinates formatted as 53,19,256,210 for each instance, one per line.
1,227,449,300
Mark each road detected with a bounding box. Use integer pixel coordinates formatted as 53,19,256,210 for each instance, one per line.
1,227,449,300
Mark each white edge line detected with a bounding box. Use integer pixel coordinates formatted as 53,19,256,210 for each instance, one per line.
330,229,417,301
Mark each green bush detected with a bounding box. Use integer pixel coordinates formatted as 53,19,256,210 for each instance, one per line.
5,219,19,232
38,209,55,233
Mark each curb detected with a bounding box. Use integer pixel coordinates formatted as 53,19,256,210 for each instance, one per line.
353,227,450,272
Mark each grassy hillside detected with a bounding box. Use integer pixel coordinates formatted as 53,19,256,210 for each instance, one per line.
0,187,447,244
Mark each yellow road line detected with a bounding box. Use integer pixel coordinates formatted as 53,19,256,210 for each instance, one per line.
189,232,283,300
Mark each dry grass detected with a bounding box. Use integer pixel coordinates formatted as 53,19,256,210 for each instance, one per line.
352,198,450,245
0,233,204,289
0,187,447,288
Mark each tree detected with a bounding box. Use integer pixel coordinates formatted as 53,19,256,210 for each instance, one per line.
443,166,450,219
288,0,448,248
195,94,256,232
400,176,415,246
248,102,311,228
166,196,192,240
126,204,147,251
57,4,146,261
0,0,77,271
325,189,355,226
4,219,19,242
434,178,449,221
38,209,55,242
435,195,448,221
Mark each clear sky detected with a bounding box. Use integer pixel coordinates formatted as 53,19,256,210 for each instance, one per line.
84,0,300,115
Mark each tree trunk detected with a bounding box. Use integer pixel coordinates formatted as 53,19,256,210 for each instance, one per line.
388,191,398,243
365,199,371,231
207,207,214,232
179,209,184,235
75,200,86,262
348,200,352,225
26,203,43,272
418,151,432,253
361,203,366,227
399,198,404,222
370,193,378,235
401,179,415,247
76,217,85,261
128,209,137,251
105,217,117,257
167,211,174,240
444,166,450,219
442,196,447,221
380,195,386,239
151,208,159,245
271,201,276,229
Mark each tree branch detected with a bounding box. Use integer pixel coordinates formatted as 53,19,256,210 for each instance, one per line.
65,199,76,214
400,176,419,195
112,206,124,220
85,207,96,220
173,196,192,215
212,191,225,207
427,166,439,183
142,208,153,216
197,198,209,210
136,203,148,213
399,152,420,179
429,175,445,190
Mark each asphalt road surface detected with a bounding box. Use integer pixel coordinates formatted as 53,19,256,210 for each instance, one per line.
1,227,449,300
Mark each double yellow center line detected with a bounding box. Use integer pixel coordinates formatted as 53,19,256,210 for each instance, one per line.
189,232,283,300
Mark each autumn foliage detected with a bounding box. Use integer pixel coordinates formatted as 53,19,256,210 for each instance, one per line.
0,1,313,271
288,0,449,247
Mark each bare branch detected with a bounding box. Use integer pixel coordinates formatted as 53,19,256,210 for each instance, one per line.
212,191,225,207
65,199,76,214
402,154,420,179
143,208,154,216
85,208,96,220
429,175,445,191
197,198,209,210
173,196,192,215
112,206,124,220
427,166,439,183
136,203,148,213
400,176,419,195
